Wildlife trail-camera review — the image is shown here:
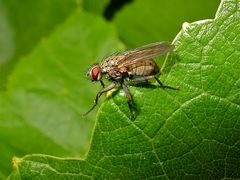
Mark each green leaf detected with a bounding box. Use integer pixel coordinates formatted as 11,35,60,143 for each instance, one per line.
0,10,122,178
9,0,240,179
114,0,221,47
0,0,78,89
83,0,110,15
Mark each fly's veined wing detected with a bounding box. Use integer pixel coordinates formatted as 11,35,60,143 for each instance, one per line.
117,42,174,66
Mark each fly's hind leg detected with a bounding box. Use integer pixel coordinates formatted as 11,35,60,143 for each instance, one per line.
127,75,179,90
127,75,155,83
83,82,116,117
154,76,179,90
121,82,136,120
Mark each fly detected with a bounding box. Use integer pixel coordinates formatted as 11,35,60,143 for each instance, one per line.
84,42,178,119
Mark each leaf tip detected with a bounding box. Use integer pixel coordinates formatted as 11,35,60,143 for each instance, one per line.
182,22,191,31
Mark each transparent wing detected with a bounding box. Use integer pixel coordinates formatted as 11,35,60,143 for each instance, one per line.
117,42,174,66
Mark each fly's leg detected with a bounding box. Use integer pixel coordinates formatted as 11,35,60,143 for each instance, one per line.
83,82,116,117
100,80,105,88
127,75,155,83
121,82,136,120
127,75,179,90
154,76,179,90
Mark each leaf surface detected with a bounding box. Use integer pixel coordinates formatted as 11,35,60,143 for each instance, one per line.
0,10,121,178
8,0,240,179
0,0,78,89
83,0,110,14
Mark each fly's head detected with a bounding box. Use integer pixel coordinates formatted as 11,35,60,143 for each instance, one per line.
87,64,102,82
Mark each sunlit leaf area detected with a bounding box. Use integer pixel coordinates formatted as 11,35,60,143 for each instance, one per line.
1,0,239,179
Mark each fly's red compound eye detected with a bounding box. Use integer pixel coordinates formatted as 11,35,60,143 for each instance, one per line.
90,65,101,81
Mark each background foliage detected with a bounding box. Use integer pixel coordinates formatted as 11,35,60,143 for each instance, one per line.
1,0,239,179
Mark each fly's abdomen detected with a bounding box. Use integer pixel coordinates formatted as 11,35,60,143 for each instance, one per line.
128,59,159,76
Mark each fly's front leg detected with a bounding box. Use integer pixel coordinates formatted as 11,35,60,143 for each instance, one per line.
121,82,136,120
154,76,179,90
100,80,105,88
83,82,116,117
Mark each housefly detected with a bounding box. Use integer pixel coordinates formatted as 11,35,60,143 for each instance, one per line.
84,42,178,119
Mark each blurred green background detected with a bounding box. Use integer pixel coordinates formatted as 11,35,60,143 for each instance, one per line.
0,0,220,178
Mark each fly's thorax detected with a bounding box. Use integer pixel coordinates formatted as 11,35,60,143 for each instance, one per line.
106,71,124,81
100,55,125,72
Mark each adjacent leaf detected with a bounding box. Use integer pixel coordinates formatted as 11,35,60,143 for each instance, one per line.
83,0,110,14
114,0,221,47
8,0,240,179
0,0,78,89
0,10,122,178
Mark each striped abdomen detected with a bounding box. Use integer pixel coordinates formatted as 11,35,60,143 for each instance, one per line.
127,59,159,76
